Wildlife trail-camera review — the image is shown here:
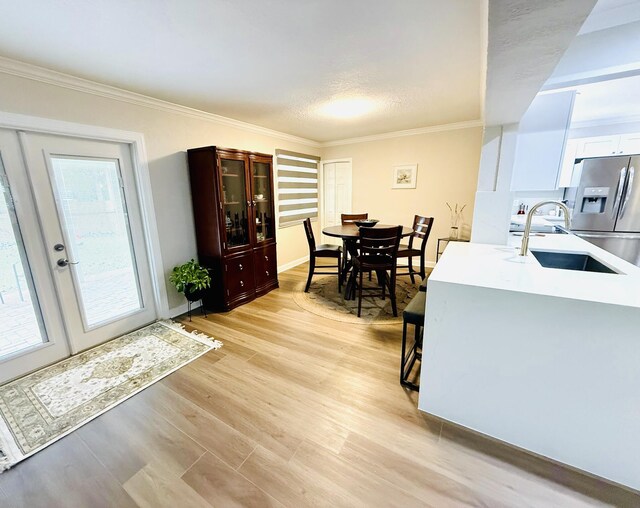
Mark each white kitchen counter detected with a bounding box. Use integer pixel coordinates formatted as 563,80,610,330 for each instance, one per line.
418,233,640,491
432,233,640,309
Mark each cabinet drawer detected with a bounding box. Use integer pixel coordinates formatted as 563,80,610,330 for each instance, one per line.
254,244,278,289
224,252,255,300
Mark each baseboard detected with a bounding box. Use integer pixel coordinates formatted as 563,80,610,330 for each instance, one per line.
277,255,309,273
169,300,201,319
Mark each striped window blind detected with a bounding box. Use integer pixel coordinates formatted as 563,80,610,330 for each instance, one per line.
276,149,320,228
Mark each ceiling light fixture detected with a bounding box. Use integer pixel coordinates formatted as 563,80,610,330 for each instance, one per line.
317,97,379,119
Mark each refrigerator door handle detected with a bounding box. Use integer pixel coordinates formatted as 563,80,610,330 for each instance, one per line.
619,166,635,219
612,167,627,219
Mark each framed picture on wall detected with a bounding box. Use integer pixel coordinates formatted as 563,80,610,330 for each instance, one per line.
392,164,417,189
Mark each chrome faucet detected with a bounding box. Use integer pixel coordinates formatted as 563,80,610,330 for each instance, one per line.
520,200,570,256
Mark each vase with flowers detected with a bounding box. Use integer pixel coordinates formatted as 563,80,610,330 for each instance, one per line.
446,202,466,240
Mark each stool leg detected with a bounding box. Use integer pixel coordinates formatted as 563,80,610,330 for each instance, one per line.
401,321,408,383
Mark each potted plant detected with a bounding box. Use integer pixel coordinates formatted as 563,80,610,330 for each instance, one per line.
169,259,212,302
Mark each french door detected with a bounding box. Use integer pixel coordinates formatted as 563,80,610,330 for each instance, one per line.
0,129,156,383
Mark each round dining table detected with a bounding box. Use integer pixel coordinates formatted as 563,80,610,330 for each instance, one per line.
322,224,413,299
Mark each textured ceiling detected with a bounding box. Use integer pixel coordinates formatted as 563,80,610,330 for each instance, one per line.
483,0,597,127
0,0,484,142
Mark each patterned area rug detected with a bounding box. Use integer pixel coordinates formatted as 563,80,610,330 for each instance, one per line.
0,321,221,472
293,275,421,324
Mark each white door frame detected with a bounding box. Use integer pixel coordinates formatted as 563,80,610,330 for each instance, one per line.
0,110,169,319
319,158,352,239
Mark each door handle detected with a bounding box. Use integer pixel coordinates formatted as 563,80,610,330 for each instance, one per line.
619,166,635,219
57,258,79,267
612,167,627,218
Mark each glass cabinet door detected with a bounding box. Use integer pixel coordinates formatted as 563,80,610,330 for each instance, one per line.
219,156,250,249
250,158,274,244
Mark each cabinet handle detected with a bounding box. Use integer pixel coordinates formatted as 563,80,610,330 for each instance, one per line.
239,264,243,271
265,255,269,261
266,271,269,276
240,280,244,287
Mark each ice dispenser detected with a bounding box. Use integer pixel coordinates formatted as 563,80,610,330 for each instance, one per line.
580,187,609,214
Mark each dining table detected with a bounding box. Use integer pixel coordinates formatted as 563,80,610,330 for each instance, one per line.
322,223,413,300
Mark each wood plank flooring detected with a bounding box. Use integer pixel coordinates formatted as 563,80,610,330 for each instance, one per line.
0,264,638,507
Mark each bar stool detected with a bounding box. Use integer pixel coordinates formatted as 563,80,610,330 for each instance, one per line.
401,290,426,391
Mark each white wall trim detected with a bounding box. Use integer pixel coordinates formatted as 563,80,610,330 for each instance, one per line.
0,56,321,148
321,120,484,147
277,255,309,273
0,110,171,319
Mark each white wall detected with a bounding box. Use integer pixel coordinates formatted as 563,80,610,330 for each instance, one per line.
321,127,483,263
0,72,320,313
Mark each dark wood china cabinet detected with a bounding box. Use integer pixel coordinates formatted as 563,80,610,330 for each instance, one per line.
187,146,278,311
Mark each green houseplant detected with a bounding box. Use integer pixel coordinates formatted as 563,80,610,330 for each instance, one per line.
169,259,212,302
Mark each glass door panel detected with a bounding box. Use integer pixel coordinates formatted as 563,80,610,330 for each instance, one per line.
220,158,250,249
21,132,156,355
49,156,143,329
0,129,69,384
0,157,47,359
251,160,274,243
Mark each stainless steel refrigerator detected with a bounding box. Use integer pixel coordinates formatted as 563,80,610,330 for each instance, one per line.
565,155,640,266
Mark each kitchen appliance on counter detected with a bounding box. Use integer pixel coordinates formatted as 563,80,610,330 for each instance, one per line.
564,155,640,266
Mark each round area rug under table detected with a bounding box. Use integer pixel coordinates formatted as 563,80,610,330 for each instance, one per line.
293,276,421,325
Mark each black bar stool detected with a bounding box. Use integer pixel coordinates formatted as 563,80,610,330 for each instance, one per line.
401,290,426,391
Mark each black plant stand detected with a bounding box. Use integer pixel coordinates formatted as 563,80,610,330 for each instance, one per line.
186,299,208,322
185,286,208,322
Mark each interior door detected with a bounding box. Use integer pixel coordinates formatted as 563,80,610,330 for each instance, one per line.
0,130,69,383
322,160,352,245
20,132,156,354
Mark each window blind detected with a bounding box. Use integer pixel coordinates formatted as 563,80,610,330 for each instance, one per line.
276,149,320,228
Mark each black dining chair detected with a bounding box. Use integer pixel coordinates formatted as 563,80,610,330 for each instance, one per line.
397,215,434,283
353,225,402,317
303,218,342,292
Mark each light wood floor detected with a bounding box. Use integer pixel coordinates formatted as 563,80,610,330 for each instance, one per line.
0,264,638,507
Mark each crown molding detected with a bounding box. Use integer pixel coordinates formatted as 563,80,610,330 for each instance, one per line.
0,56,321,148
570,114,640,130
320,119,484,147
0,56,484,150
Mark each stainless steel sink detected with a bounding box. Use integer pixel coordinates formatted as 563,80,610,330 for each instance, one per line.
530,250,619,274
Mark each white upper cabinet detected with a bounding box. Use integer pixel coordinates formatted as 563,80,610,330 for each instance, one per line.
510,91,576,191
618,133,640,155
576,136,620,157
558,133,640,187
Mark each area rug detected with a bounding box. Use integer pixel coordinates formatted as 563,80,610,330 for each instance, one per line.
293,275,423,324
0,320,221,472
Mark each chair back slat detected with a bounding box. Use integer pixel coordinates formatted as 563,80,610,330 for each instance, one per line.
408,215,434,250
303,217,316,252
341,213,368,224
359,225,402,259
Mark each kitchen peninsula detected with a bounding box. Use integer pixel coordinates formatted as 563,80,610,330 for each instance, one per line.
419,233,640,491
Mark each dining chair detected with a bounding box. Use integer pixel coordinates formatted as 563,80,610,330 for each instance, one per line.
341,213,368,224
340,213,369,274
397,215,434,283
303,218,342,292
354,225,402,317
